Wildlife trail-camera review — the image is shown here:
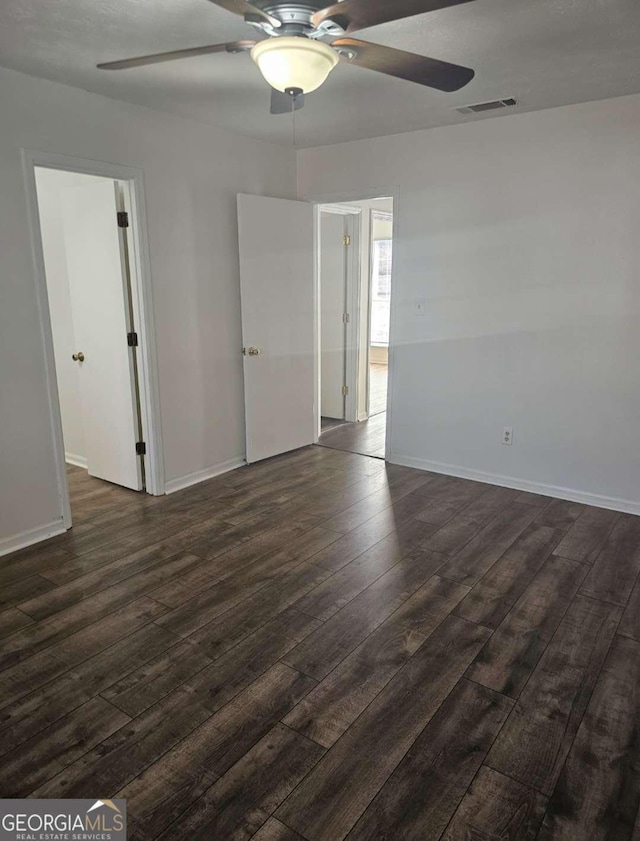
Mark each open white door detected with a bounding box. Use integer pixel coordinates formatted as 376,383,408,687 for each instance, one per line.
238,194,315,464
60,180,143,490
320,212,347,420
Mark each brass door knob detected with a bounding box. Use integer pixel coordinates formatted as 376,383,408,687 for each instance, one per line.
72,352,85,362
244,347,261,357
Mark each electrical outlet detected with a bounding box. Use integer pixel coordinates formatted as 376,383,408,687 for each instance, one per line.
415,299,426,316
502,427,513,446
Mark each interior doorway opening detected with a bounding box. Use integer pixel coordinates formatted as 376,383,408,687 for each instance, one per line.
317,197,394,459
30,161,161,527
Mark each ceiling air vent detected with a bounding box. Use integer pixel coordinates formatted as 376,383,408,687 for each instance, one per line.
456,98,517,116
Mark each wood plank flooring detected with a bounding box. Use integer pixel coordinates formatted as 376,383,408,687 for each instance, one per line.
1,455,639,840
368,362,387,417
318,364,388,459
319,412,386,459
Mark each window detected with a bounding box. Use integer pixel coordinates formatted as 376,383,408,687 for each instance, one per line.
373,239,392,299
371,237,392,346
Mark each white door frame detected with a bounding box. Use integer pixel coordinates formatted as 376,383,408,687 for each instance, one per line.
316,204,361,434
21,149,165,528
309,189,398,460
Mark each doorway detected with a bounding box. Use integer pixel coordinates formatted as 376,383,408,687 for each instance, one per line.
27,155,163,528
317,197,394,459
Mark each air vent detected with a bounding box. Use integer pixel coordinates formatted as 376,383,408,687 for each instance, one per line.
456,98,517,116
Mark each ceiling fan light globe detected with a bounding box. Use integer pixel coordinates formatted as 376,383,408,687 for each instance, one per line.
251,37,339,94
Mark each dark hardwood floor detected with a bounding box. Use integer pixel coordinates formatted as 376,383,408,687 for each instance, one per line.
1,452,640,840
318,363,388,459
318,412,386,459
320,417,346,432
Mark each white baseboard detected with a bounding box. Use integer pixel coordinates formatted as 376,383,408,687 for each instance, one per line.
164,457,246,495
388,453,640,517
65,453,87,469
0,520,68,558
357,411,369,422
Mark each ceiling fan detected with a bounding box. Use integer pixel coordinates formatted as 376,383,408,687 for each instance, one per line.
97,0,476,115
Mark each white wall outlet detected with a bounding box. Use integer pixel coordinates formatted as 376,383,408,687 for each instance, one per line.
502,426,514,446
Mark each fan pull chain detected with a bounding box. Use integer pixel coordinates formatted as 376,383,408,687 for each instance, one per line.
292,90,297,148
285,86,302,149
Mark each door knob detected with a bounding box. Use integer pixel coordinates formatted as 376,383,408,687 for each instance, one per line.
243,347,261,357
72,352,85,362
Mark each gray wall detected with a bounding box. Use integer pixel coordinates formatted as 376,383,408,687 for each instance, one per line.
0,66,296,552
299,93,640,512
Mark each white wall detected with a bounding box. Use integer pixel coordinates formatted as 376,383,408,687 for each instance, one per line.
0,66,295,553
35,168,109,467
299,94,640,512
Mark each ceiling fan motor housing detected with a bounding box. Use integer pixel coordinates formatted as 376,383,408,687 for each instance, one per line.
258,2,346,37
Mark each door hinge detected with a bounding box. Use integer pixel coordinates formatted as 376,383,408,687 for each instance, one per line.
117,211,129,228
342,313,351,324
342,385,349,396
136,441,146,456
343,234,351,246
127,331,138,347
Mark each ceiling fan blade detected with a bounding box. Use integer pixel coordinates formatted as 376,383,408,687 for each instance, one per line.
333,38,474,92
314,0,474,34
205,0,280,27
270,87,305,115
97,40,255,70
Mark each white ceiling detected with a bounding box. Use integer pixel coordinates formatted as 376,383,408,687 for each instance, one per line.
1,0,640,148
